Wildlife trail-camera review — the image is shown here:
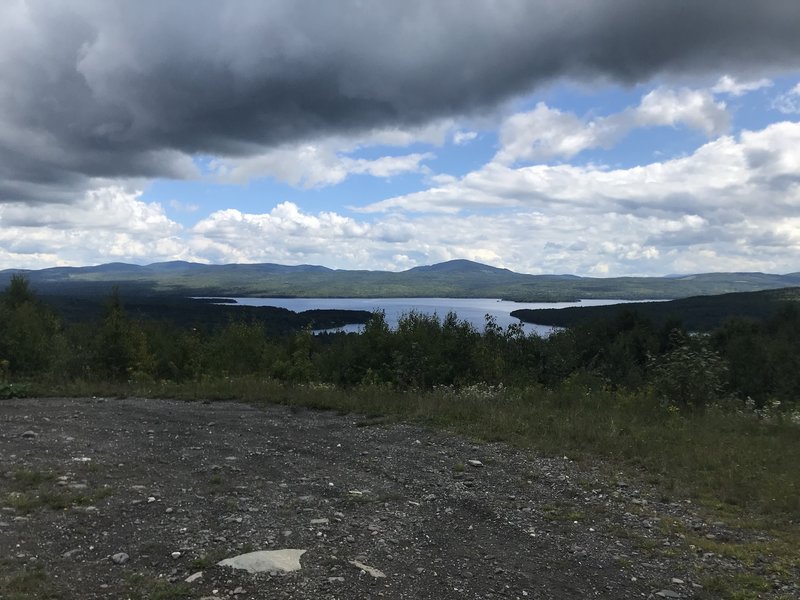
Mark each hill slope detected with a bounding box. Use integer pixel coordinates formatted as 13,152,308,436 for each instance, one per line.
511,287,800,331
2,260,800,302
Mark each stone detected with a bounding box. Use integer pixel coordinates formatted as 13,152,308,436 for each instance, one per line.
350,560,386,578
655,591,681,599
217,549,306,573
310,518,329,525
171,551,181,559
111,552,129,565
21,431,37,439
467,459,483,467
185,571,203,583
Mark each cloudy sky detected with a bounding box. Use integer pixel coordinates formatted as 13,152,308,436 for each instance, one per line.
2,0,800,275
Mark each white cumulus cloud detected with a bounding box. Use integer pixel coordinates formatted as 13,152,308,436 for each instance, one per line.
494,86,729,164
772,82,800,114
711,75,773,96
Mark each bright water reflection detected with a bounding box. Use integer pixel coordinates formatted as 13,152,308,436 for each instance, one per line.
229,297,654,336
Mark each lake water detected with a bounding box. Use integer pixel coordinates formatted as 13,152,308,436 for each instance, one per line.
228,297,653,336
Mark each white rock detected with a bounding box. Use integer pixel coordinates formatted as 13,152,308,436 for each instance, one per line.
467,459,483,467
217,549,306,573
350,560,386,578
171,551,181,559
110,552,129,565
185,571,203,583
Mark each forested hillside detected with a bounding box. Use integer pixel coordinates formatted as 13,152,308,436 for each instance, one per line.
2,275,798,409
3,260,800,302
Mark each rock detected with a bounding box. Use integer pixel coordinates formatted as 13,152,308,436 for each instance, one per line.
350,560,386,578
21,431,37,439
655,591,681,598
185,571,203,583
328,576,345,583
467,459,483,467
110,552,129,565
62,548,82,559
171,551,181,559
310,518,329,525
217,549,306,573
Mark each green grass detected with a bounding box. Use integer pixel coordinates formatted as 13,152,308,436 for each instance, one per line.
1,469,113,514
124,574,193,600
0,567,64,600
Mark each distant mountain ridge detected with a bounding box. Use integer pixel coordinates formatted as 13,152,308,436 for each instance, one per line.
2,259,800,302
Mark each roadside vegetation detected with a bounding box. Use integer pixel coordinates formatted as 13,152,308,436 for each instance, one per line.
2,274,799,524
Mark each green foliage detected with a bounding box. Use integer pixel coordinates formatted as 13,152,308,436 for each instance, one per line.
651,331,729,410
92,288,152,379
3,283,799,414
0,276,65,376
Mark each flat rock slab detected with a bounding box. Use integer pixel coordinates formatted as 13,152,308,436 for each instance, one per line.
218,549,306,573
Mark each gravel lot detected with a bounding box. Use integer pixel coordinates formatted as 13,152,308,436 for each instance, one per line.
1,397,795,599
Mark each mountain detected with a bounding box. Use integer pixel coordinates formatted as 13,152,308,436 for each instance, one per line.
406,259,514,275
2,260,800,302
511,287,800,331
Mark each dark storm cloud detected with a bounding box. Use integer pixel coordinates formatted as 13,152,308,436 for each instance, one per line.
2,0,800,203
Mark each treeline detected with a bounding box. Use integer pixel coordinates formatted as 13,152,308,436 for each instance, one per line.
1,275,799,409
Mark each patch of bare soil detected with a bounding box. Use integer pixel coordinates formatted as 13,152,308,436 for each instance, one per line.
0,398,795,599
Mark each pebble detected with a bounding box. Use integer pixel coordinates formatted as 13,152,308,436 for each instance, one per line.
21,430,37,439
467,459,484,467
111,552,129,565
655,591,681,598
171,551,182,559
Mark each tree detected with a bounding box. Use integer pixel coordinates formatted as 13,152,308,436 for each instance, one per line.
0,275,64,376
93,288,151,379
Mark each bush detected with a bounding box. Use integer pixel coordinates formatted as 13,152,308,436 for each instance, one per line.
650,331,729,410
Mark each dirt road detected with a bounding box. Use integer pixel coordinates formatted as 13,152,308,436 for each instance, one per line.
0,398,789,599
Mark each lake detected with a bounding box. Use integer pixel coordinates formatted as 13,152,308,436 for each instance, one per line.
227,297,653,336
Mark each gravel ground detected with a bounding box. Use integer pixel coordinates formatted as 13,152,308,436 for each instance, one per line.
0,397,796,599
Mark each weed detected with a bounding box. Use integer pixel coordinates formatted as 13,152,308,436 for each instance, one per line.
0,567,63,599
125,574,192,600
700,572,771,600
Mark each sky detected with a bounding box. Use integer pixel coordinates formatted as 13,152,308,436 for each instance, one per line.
1,1,800,276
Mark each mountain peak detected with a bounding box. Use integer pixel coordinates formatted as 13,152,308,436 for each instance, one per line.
406,259,513,274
